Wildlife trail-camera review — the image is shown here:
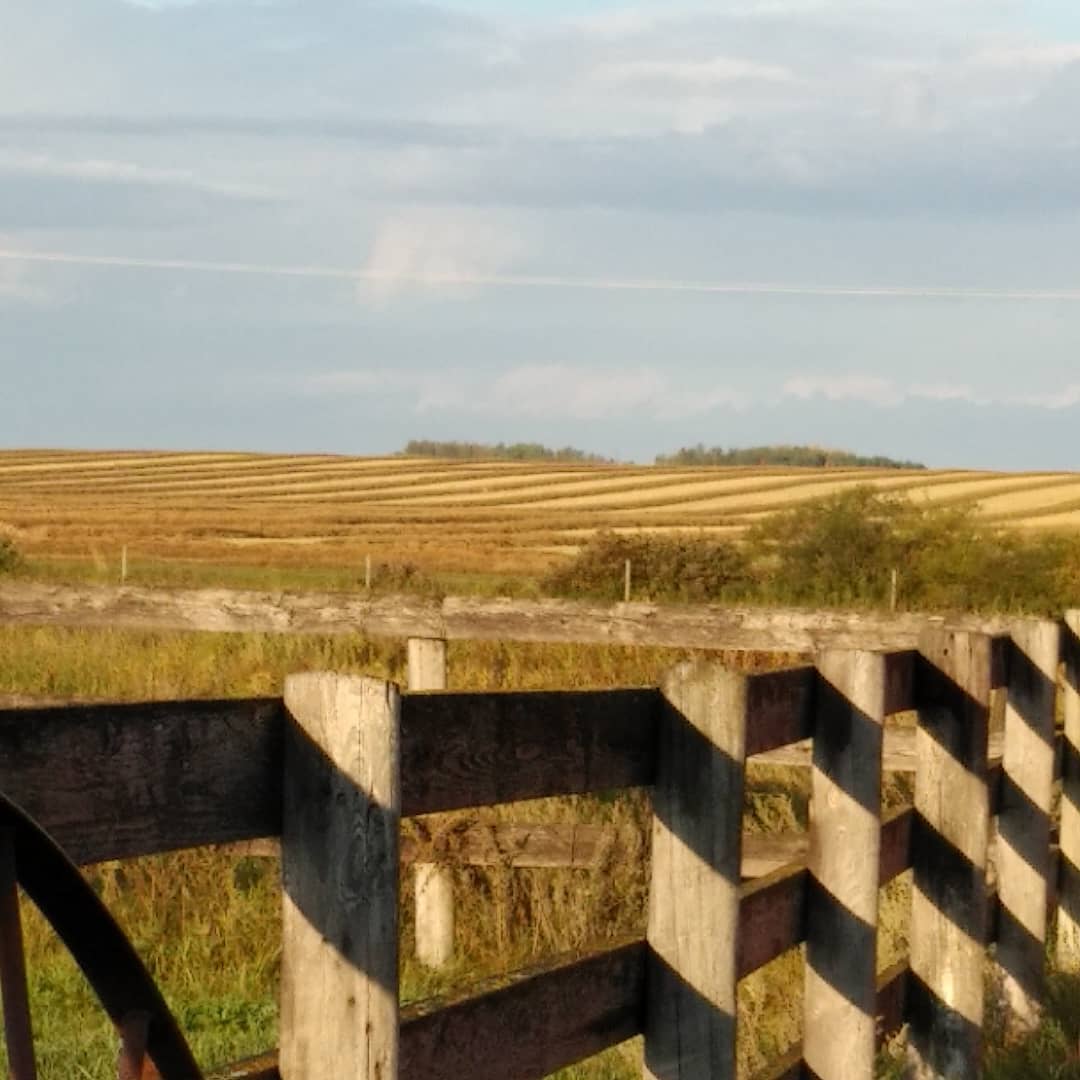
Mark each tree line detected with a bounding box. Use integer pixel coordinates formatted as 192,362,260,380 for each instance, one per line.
402,440,924,469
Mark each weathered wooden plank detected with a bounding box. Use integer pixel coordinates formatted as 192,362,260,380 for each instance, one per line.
0,698,283,865
880,806,912,884
908,629,992,1079
407,638,448,693
279,674,400,1080
876,961,909,1040
804,649,886,1080
737,863,806,979
401,939,644,1080
0,581,1008,652
408,637,454,970
744,667,815,757
645,663,746,1080
210,942,644,1080
996,619,1059,1031
1058,610,1080,968
401,689,658,815
755,727,1005,774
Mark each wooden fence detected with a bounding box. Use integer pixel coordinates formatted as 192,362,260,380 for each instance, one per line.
0,587,1078,1077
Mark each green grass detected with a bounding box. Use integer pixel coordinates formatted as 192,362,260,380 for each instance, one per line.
18,554,540,599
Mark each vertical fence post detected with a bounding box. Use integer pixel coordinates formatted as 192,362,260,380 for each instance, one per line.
120,546,128,585
624,559,632,603
644,662,746,1080
803,650,886,1080
407,638,454,970
279,674,400,1079
1058,610,1080,967
908,628,992,1079
996,619,1059,1031
365,554,372,591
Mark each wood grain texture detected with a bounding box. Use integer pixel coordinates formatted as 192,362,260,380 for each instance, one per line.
0,581,1006,652
743,667,815,757
737,864,806,979
908,628,992,1080
803,650,886,1080
279,674,400,1080
400,939,644,1080
406,638,447,693
646,663,746,1080
1058,610,1080,967
407,636,453,970
0,698,283,865
996,619,1059,1031
401,689,658,815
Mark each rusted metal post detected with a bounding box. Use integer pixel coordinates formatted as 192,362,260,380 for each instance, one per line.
0,829,37,1080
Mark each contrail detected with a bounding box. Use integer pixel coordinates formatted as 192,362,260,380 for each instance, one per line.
2,246,1080,301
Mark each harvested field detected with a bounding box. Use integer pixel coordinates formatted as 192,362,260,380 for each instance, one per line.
1,450,1077,583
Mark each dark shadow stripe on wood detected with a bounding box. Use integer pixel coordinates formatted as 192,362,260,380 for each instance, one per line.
744,667,816,757
905,970,983,1077
910,812,987,944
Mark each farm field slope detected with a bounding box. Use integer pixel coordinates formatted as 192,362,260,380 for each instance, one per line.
1,450,1078,579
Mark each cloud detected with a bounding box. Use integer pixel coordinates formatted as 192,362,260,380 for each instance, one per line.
1017,385,1080,410
782,374,904,406
783,373,1080,411
972,43,1080,70
0,150,271,199
304,364,748,421
594,56,797,90
358,212,524,303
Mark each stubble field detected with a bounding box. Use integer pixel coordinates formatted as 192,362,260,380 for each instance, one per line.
2,450,1080,589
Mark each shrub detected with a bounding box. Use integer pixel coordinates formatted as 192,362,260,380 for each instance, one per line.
0,536,22,575
542,531,753,603
747,486,1077,615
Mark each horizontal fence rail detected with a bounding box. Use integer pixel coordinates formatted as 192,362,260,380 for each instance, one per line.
0,581,1012,652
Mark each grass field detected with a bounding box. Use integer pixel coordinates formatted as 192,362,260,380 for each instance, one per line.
2,450,1079,589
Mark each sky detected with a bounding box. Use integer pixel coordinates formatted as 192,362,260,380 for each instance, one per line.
3,1,1080,468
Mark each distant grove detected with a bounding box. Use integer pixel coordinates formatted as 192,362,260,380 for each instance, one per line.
403,440,925,469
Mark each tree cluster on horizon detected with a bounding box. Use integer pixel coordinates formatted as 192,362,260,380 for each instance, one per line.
654,444,925,469
404,439,924,469
400,440,613,463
